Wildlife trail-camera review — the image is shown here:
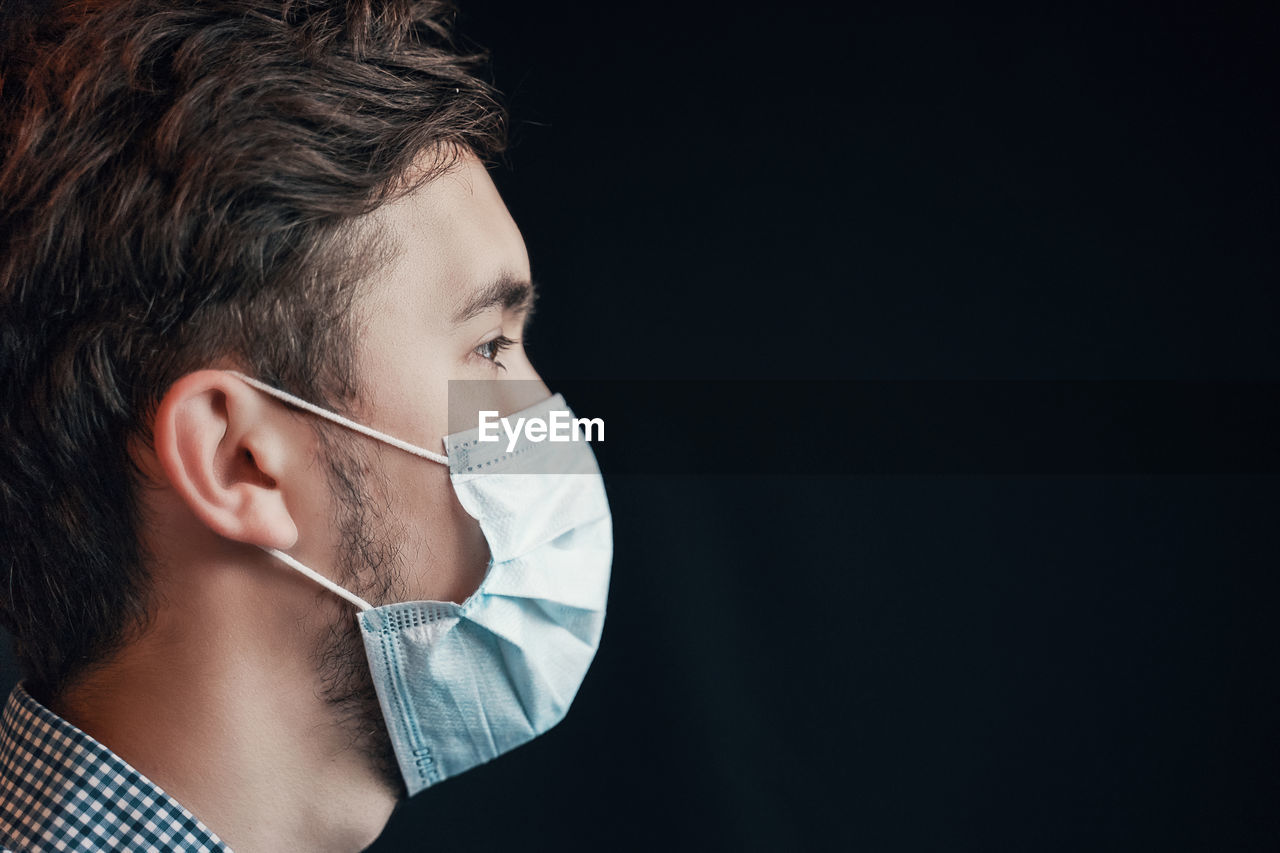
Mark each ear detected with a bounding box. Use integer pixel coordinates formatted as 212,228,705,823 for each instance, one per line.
153,370,300,550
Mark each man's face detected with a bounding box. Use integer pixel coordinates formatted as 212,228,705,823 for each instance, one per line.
307,149,545,794
343,148,544,604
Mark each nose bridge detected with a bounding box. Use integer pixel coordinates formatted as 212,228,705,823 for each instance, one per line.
446,375,553,438
506,342,550,397
491,376,552,418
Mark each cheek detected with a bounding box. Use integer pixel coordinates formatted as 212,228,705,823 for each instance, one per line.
388,457,490,605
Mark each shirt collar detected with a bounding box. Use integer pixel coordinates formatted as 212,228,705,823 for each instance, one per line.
0,681,229,852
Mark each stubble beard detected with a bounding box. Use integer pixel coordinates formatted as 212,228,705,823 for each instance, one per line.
312,427,410,801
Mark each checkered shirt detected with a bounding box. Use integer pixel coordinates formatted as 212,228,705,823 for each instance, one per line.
0,682,229,852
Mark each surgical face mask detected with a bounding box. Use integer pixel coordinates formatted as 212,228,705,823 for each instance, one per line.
229,373,613,796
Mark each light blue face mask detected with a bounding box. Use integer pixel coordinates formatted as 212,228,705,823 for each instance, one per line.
230,373,612,796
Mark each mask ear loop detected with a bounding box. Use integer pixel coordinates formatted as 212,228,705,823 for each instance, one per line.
226,370,444,612
227,371,450,466
261,547,374,612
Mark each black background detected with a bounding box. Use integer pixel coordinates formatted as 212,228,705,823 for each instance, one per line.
5,2,1279,850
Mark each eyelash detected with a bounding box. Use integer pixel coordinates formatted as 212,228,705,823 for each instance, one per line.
474,335,517,371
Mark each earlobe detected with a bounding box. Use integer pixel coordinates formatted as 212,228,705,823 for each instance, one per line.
154,370,299,550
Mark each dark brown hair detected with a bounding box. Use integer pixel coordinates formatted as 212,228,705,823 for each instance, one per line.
0,0,506,697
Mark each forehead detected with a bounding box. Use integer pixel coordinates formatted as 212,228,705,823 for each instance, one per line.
361,150,530,323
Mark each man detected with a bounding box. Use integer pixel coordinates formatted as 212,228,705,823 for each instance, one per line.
0,2,611,850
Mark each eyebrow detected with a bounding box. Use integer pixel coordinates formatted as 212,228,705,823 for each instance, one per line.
451,274,539,325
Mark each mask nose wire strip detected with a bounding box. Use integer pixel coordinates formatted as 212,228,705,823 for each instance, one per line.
227,370,450,466
262,546,374,612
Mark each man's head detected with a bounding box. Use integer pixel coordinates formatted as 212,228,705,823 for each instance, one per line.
0,0,519,727
138,151,544,796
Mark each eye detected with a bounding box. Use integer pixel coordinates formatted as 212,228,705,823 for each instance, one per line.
474,335,516,371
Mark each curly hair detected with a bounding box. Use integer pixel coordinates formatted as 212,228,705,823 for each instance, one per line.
0,0,506,697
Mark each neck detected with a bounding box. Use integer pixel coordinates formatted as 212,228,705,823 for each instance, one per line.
52,577,396,853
